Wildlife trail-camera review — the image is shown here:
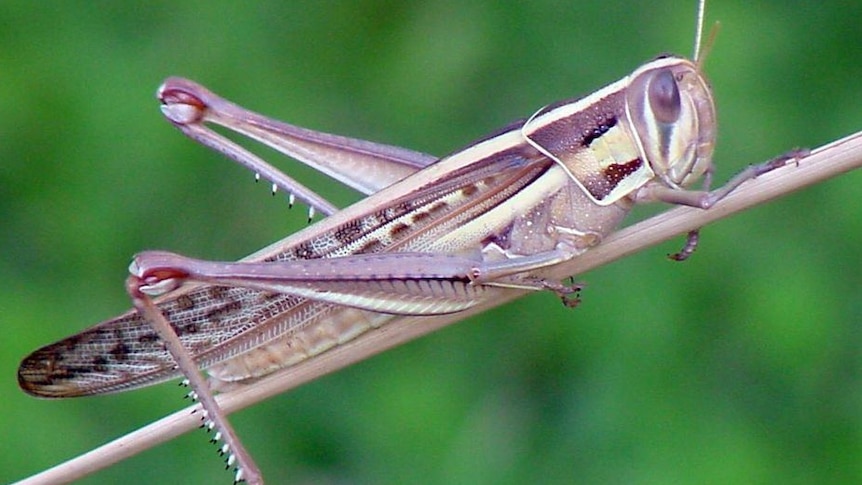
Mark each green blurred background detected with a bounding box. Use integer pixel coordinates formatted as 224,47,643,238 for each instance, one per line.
2,1,860,483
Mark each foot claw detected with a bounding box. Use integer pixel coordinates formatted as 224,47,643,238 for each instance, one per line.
542,278,583,308
668,229,700,261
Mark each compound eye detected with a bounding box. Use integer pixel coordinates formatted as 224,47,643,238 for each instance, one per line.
648,69,681,124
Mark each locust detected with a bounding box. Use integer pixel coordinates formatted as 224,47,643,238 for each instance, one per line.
16,2,793,483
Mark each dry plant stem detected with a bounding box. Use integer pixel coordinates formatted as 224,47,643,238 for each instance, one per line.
14,131,862,485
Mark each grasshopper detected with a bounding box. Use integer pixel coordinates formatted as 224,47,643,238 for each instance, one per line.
17,1,792,483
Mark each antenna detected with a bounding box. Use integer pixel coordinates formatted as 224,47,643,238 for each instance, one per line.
693,0,705,62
